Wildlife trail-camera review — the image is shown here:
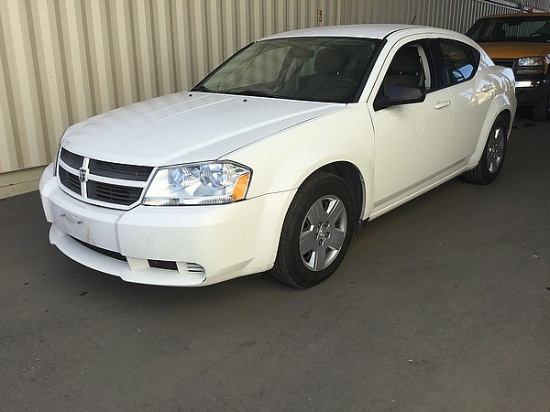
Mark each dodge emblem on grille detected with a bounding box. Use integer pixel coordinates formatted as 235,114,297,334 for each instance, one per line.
78,167,89,183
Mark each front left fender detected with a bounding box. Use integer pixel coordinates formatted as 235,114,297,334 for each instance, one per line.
227,105,376,219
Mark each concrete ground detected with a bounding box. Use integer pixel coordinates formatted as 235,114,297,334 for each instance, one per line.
1,111,549,412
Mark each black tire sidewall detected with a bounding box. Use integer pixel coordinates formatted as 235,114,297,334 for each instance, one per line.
276,172,355,288
478,117,508,184
532,89,550,122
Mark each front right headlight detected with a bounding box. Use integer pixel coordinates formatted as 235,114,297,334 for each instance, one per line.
143,161,252,206
517,57,546,75
517,57,545,67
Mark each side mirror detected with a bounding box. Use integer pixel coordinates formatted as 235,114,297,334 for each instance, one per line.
374,85,426,111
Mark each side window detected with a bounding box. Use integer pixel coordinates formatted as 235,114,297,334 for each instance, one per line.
439,39,480,85
379,41,434,98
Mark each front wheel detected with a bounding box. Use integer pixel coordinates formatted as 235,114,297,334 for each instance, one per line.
463,117,508,185
270,172,355,288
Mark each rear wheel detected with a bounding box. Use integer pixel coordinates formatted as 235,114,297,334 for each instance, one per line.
270,172,355,288
463,117,508,185
532,89,550,122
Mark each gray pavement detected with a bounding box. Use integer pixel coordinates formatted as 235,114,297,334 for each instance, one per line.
1,111,549,411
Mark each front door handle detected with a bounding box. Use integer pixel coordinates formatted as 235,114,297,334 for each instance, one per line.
434,100,451,109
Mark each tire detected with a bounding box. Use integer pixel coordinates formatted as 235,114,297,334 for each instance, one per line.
532,89,550,122
270,172,355,288
463,117,508,185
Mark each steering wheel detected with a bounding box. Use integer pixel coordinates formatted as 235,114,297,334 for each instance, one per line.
324,77,359,97
327,77,359,88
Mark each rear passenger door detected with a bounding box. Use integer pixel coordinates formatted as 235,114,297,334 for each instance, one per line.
436,38,493,165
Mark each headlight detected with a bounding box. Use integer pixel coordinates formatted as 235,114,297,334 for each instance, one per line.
52,134,66,177
517,57,546,75
53,145,60,177
517,57,545,66
143,162,251,206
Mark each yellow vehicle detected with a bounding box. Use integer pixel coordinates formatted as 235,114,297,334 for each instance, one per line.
467,12,550,121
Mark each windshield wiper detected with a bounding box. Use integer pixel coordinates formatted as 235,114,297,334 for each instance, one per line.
230,89,285,99
191,85,212,93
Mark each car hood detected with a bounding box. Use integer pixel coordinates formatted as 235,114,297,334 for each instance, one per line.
62,92,345,166
478,42,550,59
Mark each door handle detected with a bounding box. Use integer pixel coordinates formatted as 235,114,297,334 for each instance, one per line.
434,100,451,109
480,84,495,93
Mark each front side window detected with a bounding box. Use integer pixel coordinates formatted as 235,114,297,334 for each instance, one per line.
194,37,381,103
439,39,480,85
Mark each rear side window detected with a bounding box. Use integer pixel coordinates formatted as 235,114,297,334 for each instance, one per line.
438,39,480,85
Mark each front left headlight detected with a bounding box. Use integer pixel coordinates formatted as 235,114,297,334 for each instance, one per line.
52,131,68,177
143,161,252,206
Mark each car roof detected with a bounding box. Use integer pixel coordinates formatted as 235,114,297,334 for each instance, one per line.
262,24,457,41
476,12,550,19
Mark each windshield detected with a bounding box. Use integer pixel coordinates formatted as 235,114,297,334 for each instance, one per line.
193,37,381,103
467,16,550,43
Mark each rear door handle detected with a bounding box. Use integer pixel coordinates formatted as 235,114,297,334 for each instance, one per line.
434,100,451,109
480,84,495,93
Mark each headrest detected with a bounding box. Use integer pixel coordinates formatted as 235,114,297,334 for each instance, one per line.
388,47,421,75
314,48,349,74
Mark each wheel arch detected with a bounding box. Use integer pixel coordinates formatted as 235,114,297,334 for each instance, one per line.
270,169,359,288
318,161,366,230
498,109,512,136
467,108,513,168
227,106,375,245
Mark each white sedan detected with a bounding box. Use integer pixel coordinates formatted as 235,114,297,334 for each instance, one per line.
39,24,516,288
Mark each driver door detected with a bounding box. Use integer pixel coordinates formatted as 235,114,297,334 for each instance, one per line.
369,40,453,215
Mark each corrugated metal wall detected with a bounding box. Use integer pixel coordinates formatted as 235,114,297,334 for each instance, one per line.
340,0,512,32
0,0,548,198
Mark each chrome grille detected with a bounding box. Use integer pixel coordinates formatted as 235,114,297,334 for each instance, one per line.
492,59,516,69
59,167,81,195
89,158,152,181
61,150,84,169
58,148,153,208
87,180,144,206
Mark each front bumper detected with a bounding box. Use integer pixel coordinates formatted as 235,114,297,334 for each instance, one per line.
39,164,294,286
515,78,550,106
